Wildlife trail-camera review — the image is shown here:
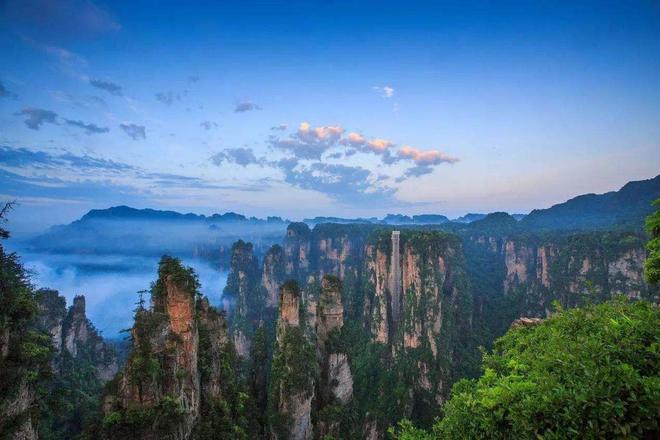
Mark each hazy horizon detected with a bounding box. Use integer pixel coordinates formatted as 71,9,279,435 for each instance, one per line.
2,1,660,236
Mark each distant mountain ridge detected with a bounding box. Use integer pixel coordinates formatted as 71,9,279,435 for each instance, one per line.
304,213,450,226
27,174,660,262
520,175,660,231
81,205,287,224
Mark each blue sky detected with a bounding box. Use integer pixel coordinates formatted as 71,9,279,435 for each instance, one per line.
1,0,659,234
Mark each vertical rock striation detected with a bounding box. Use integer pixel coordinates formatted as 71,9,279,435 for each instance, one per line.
316,275,353,438
262,244,286,309
269,281,317,440
390,231,402,326
101,256,201,440
224,240,262,358
283,223,312,282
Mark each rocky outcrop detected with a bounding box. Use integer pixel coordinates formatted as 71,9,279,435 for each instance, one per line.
511,317,544,329
101,256,253,440
1,380,37,440
270,281,316,440
365,243,390,344
284,223,312,281
259,224,654,438
503,240,533,292
390,231,402,324
607,248,646,299
102,256,201,440
467,231,653,312
197,298,229,402
224,240,262,358
316,276,353,438
35,290,118,381
364,231,468,361
262,244,286,308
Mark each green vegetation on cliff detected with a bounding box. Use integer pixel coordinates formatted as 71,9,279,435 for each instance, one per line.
99,255,257,440
0,204,54,439
645,199,660,284
268,280,319,439
390,299,660,439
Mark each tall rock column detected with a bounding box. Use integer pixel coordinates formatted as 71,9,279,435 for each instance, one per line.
316,275,353,438
102,256,201,440
390,230,402,326
283,223,312,282
223,240,262,358
269,281,317,440
262,244,286,309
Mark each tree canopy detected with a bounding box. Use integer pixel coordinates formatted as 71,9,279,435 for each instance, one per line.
644,199,660,284
390,299,659,439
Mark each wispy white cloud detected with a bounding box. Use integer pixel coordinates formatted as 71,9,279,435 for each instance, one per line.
397,145,459,165
372,85,395,98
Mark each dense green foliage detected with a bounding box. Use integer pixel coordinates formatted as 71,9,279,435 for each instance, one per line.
224,240,264,340
96,255,260,440
268,280,319,439
152,255,201,311
390,299,660,439
0,204,54,439
194,311,256,440
644,199,660,284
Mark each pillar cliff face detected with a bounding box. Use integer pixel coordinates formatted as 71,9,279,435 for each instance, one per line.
35,290,118,381
101,256,253,440
389,231,402,325
316,275,353,438
262,244,286,308
224,240,262,358
102,256,201,440
466,231,652,316
269,281,317,440
284,223,312,281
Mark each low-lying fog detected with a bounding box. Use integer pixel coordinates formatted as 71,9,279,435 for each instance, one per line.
14,249,228,339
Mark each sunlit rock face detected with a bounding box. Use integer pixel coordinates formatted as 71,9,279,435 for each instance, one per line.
277,281,301,339
164,275,200,425
99,256,246,440
102,258,202,440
